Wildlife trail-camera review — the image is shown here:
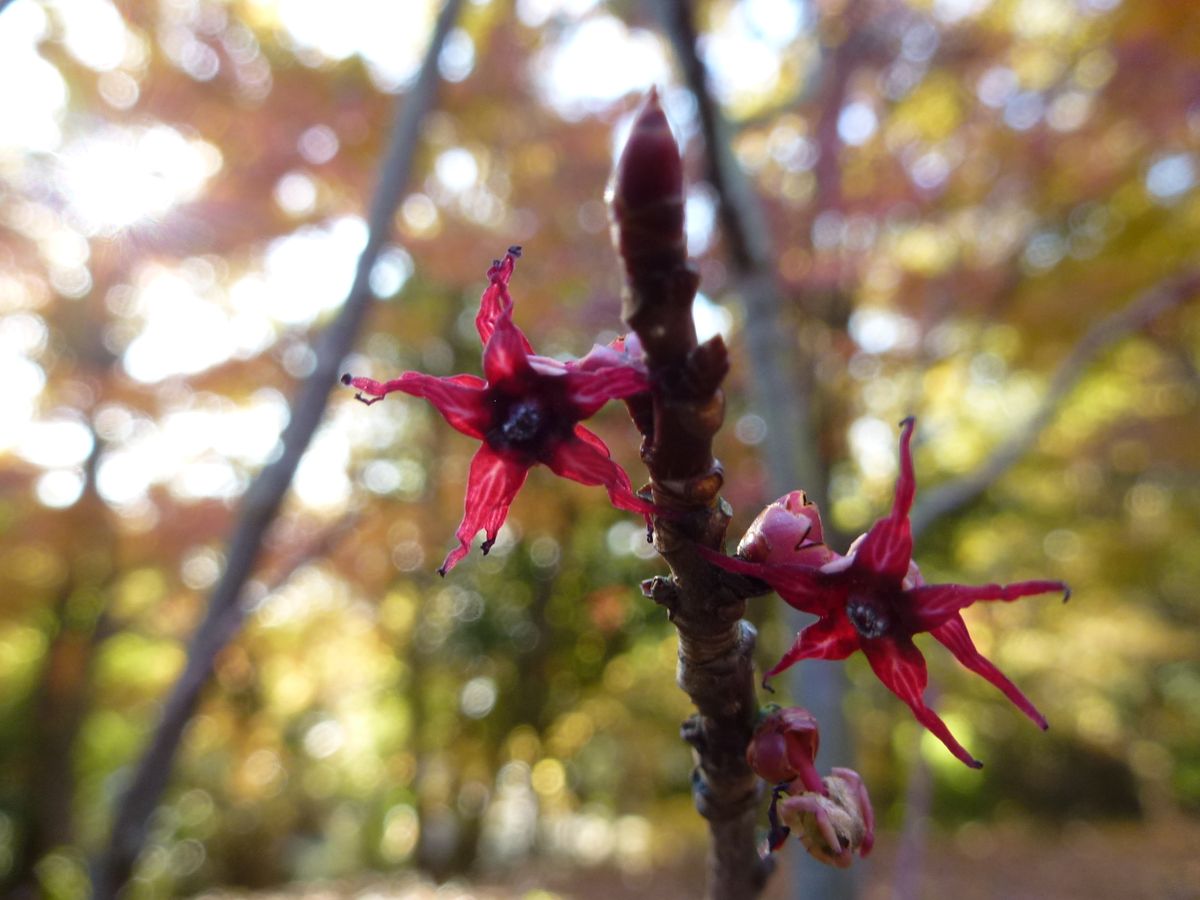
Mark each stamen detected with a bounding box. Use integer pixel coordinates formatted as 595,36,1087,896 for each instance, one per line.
499,400,543,445
845,594,892,639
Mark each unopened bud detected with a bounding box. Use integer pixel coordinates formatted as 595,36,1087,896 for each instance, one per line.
747,705,824,794
737,491,833,566
608,88,686,313
777,767,875,869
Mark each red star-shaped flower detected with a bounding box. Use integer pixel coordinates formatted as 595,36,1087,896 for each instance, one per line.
343,247,654,576
702,417,1069,767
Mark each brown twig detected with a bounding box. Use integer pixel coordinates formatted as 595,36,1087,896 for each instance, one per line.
612,90,769,900
910,270,1200,538
88,2,465,895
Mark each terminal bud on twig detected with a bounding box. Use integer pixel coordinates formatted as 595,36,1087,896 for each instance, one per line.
610,89,728,487
608,86,688,347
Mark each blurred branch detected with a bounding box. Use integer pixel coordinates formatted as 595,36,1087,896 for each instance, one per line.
89,1,464,895
890,689,935,900
9,426,114,899
911,270,1200,538
809,3,875,221
257,512,363,595
654,0,818,504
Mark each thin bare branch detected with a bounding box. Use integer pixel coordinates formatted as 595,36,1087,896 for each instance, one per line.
911,270,1200,538
809,4,873,221
89,2,465,895
654,0,818,504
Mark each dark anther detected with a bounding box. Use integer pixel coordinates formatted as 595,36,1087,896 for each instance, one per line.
481,537,495,555
340,372,353,385
508,245,522,257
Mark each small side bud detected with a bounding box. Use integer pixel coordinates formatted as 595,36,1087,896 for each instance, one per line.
747,706,824,795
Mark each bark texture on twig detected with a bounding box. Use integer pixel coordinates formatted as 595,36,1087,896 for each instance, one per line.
910,270,1200,538
89,2,464,895
611,90,769,900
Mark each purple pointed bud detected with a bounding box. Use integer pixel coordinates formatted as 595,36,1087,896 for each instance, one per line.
609,88,686,293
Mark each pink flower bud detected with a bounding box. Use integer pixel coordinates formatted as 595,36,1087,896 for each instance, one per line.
747,706,824,795
737,491,834,567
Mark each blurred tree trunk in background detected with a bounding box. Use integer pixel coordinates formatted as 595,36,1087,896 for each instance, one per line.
11,453,112,897
656,2,867,896
90,2,465,895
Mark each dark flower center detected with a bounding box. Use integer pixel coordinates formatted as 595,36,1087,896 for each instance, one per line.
845,593,892,640
501,400,542,444
488,396,552,457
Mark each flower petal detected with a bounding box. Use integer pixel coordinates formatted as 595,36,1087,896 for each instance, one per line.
852,417,916,581
438,446,530,576
482,310,536,386
343,372,488,438
907,579,1069,632
861,636,982,768
763,614,861,684
696,546,839,617
475,247,532,351
931,614,1048,730
830,767,875,858
574,335,645,373
573,423,613,456
737,491,834,567
544,430,656,516
561,364,650,418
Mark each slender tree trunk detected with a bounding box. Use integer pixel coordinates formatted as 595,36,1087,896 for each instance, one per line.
8,413,114,898
89,3,465,895
653,3,868,897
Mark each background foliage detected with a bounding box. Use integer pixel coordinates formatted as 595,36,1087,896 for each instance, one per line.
1,0,1198,896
